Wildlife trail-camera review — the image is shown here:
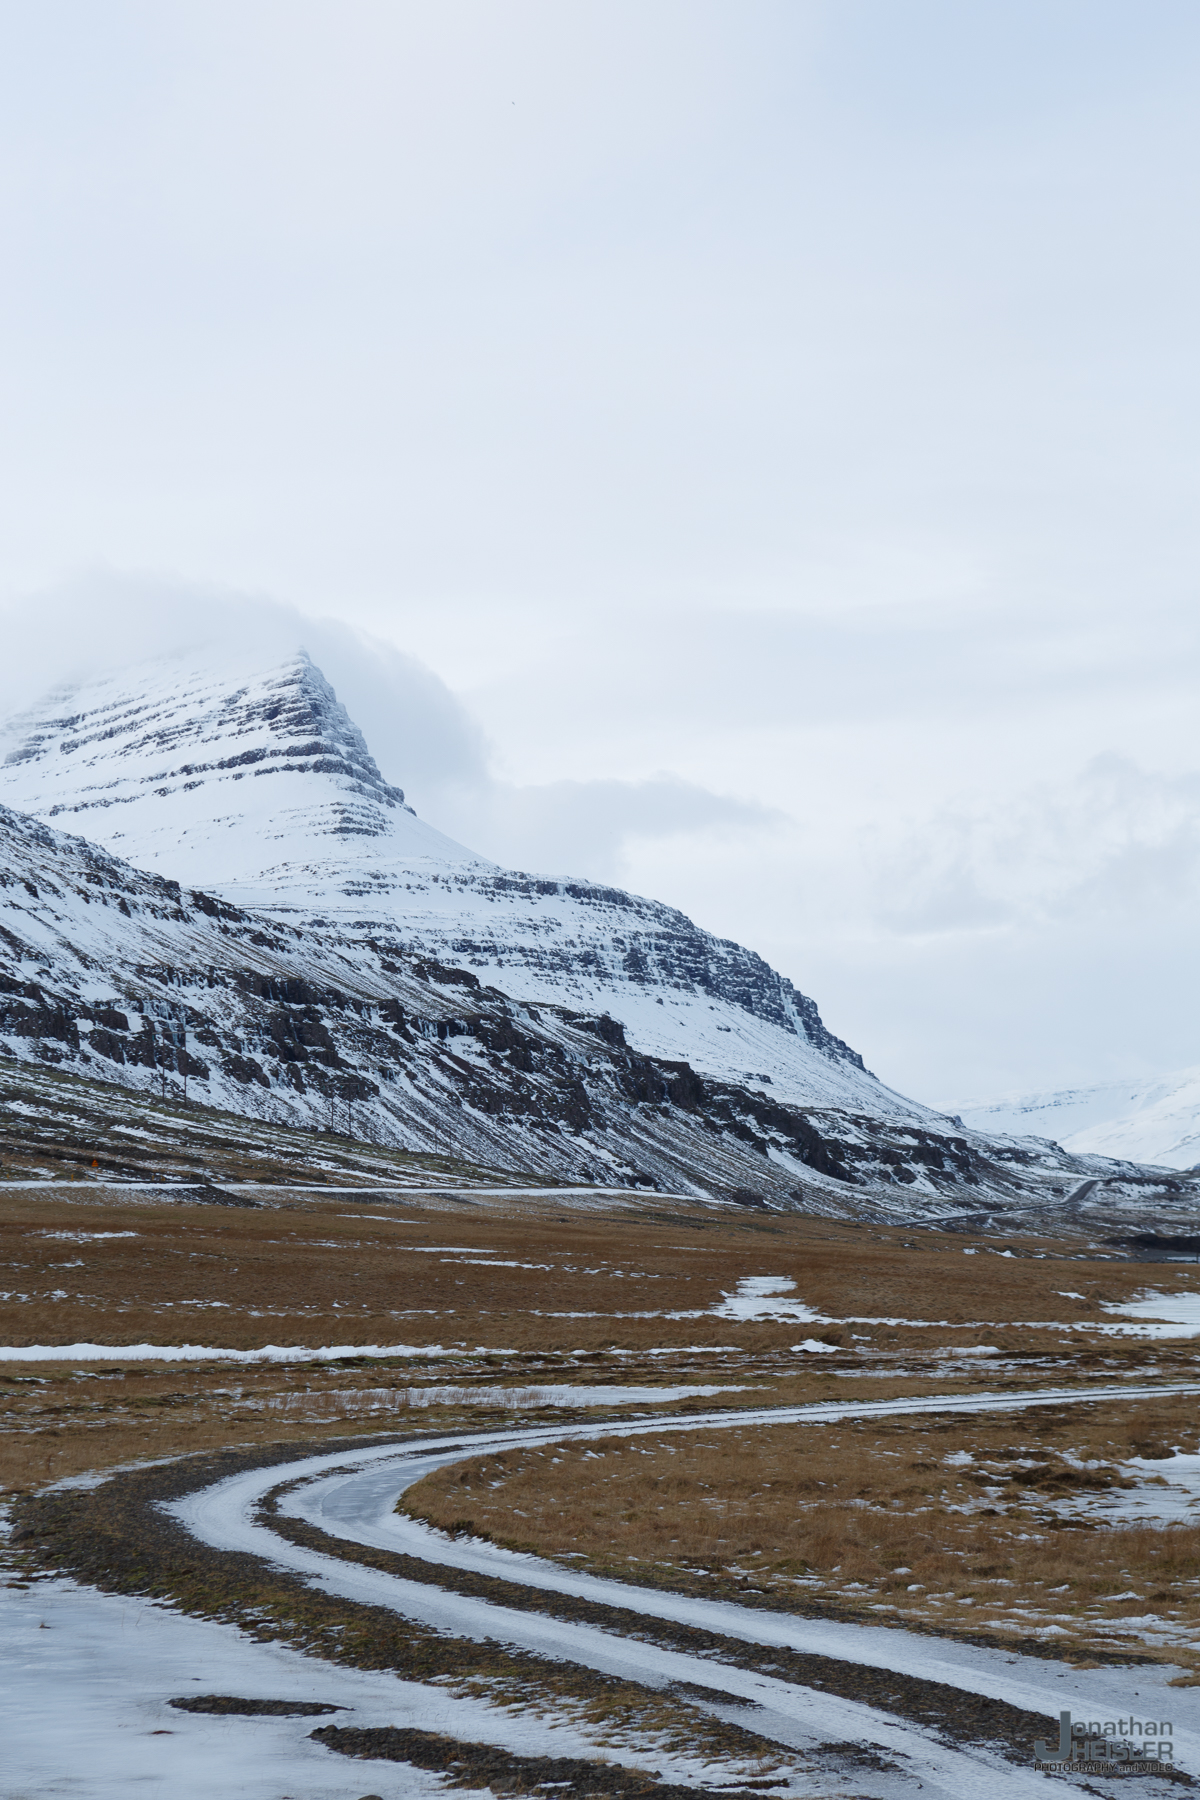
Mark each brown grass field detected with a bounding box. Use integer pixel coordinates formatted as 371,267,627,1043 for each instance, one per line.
406,1394,1200,1668
6,1178,1200,1669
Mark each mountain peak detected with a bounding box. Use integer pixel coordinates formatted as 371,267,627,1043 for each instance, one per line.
0,644,899,1112
0,647,482,886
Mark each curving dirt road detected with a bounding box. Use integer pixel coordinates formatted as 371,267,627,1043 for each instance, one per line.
166,1383,1200,1799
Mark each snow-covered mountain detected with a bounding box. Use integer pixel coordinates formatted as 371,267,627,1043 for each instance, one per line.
955,1071,1200,1171
0,794,1055,1207
0,647,908,1117
0,646,1195,1219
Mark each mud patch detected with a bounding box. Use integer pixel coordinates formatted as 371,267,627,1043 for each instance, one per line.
170,1693,345,1715
311,1723,765,1796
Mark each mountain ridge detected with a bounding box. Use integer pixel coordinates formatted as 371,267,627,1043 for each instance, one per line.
0,648,891,1113
0,795,1014,1206
4,643,1196,1230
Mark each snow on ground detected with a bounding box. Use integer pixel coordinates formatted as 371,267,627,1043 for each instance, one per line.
314,1453,1200,1728
261,1383,752,1415
1051,1448,1200,1528
1100,1291,1200,1331
0,1572,657,1800
9,1276,1200,1366
714,1276,822,1321
0,1184,646,1198
0,1340,455,1364
13,1274,1200,1367
0,1345,744,1411
12,1386,1200,1797
277,1408,1200,1678
713,1275,1200,1338
32,1230,140,1242
175,1456,1042,1796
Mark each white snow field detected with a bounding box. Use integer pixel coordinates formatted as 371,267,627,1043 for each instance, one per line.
0,1574,503,1800
954,1068,1200,1171
0,646,918,1116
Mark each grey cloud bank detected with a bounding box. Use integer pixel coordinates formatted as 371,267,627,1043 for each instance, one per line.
0,2,1198,1106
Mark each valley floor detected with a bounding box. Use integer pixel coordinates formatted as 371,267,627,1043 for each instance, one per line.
5,1177,1200,1795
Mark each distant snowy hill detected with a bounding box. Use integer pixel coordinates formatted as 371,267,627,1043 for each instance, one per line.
954,1071,1200,1171
0,647,911,1118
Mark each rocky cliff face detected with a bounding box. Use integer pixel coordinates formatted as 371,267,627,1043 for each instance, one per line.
1,798,1176,1218
0,649,898,1114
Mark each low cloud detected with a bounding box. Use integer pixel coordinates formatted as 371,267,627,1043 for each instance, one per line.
0,570,781,884
870,754,1200,939
435,774,781,886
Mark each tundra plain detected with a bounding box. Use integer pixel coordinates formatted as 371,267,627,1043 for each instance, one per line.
6,1176,1200,1676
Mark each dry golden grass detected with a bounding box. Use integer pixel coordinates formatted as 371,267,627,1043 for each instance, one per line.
4,1185,1193,1349
5,1181,1200,1540
406,1396,1200,1667
0,1361,552,1494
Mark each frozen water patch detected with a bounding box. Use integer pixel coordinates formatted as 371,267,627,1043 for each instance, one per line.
1101,1291,1200,1333
260,1383,751,1417
0,1341,453,1365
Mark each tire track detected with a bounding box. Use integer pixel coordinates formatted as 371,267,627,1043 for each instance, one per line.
170,1384,1200,1796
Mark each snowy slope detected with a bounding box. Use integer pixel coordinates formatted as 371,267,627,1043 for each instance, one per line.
0,647,913,1117
0,647,481,881
955,1071,1200,1171
0,799,1059,1207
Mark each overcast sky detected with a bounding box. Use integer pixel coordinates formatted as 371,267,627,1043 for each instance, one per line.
1,1,1199,1107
